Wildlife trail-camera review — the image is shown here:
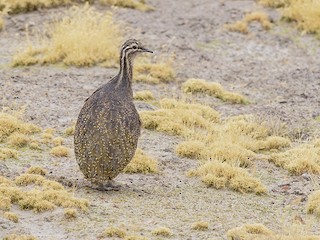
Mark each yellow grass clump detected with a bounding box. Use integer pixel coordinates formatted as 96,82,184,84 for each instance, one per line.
135,60,175,84
50,146,70,157
191,221,209,231
260,0,320,37
3,234,38,240
227,223,320,240
151,227,172,237
3,211,19,223
64,208,78,220
133,90,155,101
52,136,65,146
13,4,123,67
65,124,75,136
141,99,292,192
269,139,320,174
0,147,18,160
0,111,41,142
182,78,248,104
306,190,320,218
1,173,89,213
102,226,126,238
188,161,267,194
124,148,158,174
227,223,274,239
100,0,154,11
0,0,72,14
7,132,30,147
26,166,47,176
226,11,272,34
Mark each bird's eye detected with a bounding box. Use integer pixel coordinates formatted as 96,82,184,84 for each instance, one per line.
132,46,137,49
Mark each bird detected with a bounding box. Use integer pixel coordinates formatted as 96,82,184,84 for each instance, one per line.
74,39,153,190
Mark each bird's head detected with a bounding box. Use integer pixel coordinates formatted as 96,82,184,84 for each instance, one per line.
121,39,153,59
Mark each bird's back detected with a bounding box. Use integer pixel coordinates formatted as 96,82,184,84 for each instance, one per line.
74,82,141,183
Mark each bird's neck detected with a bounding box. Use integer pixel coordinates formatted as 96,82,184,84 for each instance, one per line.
114,52,134,95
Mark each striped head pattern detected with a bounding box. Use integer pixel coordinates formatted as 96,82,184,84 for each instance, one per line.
120,39,153,60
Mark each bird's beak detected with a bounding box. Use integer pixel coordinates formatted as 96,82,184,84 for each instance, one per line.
141,47,153,53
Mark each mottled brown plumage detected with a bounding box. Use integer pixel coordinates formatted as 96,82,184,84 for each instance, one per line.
74,39,153,190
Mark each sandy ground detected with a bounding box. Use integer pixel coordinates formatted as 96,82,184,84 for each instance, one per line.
1,0,320,239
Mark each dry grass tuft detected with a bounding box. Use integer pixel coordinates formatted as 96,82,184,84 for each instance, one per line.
0,195,11,210
0,0,71,14
226,20,249,34
7,132,30,147
269,139,320,174
188,161,267,194
306,190,320,218
227,223,274,239
151,227,172,237
26,166,47,176
50,146,70,157
135,59,175,84
0,147,18,160
64,208,78,220
1,173,89,213
124,148,158,174
100,0,154,11
102,226,126,238
260,0,320,37
227,222,320,240
3,234,38,240
133,90,155,101
3,211,19,223
13,4,123,67
191,221,209,231
182,78,248,104
65,123,75,136
0,111,41,142
226,11,272,34
52,136,65,146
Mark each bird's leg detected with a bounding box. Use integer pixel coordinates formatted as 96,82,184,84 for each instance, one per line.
98,180,122,191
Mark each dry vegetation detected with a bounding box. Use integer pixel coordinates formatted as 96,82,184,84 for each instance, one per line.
0,0,72,14
65,123,75,136
3,211,19,223
133,90,155,101
140,98,293,193
227,223,320,240
269,139,320,174
26,166,47,176
101,226,126,238
50,146,70,157
191,221,209,231
151,227,172,237
0,110,41,160
188,161,267,194
226,11,272,34
124,148,158,174
64,208,78,220
3,234,38,240
99,0,154,11
0,12,4,31
13,4,123,67
259,0,320,37
0,172,89,213
306,190,320,218
182,78,248,104
134,59,175,84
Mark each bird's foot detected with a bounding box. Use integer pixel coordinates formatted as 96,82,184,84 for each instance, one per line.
97,180,124,191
